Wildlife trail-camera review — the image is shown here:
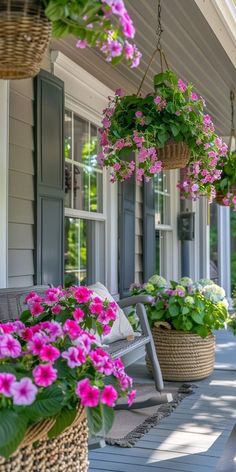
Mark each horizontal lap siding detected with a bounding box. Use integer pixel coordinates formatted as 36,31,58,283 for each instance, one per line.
8,79,35,288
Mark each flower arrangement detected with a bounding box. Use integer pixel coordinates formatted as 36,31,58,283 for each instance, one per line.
213,151,236,209
43,0,141,67
98,69,227,198
0,286,135,458
130,276,228,337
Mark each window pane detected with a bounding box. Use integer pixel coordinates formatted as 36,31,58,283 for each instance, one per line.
64,217,105,287
74,165,89,211
74,115,89,164
65,110,72,161
90,125,99,169
65,163,72,208
90,171,103,213
154,172,170,225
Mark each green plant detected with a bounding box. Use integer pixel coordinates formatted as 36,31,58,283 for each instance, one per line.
130,276,229,337
0,286,135,458
42,0,141,67
99,70,227,200
214,152,236,208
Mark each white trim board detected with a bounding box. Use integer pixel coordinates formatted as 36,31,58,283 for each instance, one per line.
0,81,9,288
194,0,236,68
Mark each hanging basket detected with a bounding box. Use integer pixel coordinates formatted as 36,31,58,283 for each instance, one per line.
215,185,236,205
0,0,51,79
0,407,89,472
157,141,190,170
147,322,215,381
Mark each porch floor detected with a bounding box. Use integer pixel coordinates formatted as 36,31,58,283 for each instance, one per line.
89,329,236,472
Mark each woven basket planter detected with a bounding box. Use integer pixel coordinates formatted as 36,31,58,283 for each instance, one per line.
147,323,215,381
0,407,89,472
0,0,51,79
157,141,190,170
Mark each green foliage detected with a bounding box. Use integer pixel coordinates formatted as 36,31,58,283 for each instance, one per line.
215,151,236,194
0,410,27,458
130,276,229,337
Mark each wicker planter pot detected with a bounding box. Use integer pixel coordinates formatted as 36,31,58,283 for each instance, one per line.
0,0,51,79
157,141,190,170
147,324,215,381
0,407,88,472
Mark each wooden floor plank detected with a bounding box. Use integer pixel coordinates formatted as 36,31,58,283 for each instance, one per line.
89,331,236,472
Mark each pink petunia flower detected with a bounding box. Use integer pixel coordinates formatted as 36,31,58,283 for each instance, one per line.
73,307,85,322
0,373,16,397
178,79,187,92
75,379,100,407
28,333,48,355
190,92,199,101
33,364,57,387
11,378,38,405
74,287,92,304
51,304,62,315
0,334,21,358
127,389,136,406
30,302,44,317
76,39,88,49
62,346,86,368
100,385,118,407
63,319,81,340
39,344,60,362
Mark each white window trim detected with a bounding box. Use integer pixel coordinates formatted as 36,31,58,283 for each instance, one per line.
0,81,9,288
52,52,118,295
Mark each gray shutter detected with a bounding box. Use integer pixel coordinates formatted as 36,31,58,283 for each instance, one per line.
143,180,156,282
118,154,135,298
34,70,64,286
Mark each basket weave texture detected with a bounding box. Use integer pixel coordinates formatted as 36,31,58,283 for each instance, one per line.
0,407,89,472
0,0,51,79
147,324,215,381
157,141,190,170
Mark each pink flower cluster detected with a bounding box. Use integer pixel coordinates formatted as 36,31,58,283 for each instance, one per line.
76,0,141,68
0,286,136,420
222,193,236,211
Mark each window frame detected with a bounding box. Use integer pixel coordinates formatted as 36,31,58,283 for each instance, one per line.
0,81,9,288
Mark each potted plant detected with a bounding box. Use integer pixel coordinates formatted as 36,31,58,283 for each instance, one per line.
214,151,236,207
130,276,229,381
99,69,227,197
0,0,140,80
0,286,135,471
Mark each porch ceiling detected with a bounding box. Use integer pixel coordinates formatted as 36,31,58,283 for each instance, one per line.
52,0,236,136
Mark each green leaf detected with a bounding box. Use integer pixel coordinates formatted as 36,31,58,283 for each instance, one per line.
169,304,179,317
196,325,209,338
45,2,66,21
20,310,31,323
182,307,190,315
86,404,114,435
170,123,180,137
191,312,205,325
0,410,27,458
48,408,77,439
27,385,63,418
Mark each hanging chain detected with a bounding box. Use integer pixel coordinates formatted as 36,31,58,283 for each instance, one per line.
156,0,163,50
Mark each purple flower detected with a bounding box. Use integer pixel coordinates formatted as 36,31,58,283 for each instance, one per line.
76,39,88,49
178,79,187,92
11,378,38,405
0,334,21,358
108,40,123,57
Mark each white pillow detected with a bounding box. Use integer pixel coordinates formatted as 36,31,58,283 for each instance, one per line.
88,282,134,343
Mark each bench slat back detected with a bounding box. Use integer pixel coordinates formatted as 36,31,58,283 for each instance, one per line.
0,286,49,322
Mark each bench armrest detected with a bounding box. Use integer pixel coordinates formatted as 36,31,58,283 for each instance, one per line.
117,294,154,309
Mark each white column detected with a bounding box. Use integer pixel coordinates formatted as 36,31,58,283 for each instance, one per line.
0,81,9,288
217,205,231,297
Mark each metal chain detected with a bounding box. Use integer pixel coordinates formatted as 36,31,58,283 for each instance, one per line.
156,0,163,50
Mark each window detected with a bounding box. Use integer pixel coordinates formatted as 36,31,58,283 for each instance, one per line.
64,109,105,287
154,171,173,277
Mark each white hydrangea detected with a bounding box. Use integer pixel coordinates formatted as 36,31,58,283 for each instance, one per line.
201,283,226,303
148,274,167,288
179,277,193,287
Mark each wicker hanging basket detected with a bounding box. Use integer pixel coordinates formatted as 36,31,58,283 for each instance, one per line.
215,185,236,205
147,322,215,381
157,141,190,170
0,407,89,472
0,0,51,79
